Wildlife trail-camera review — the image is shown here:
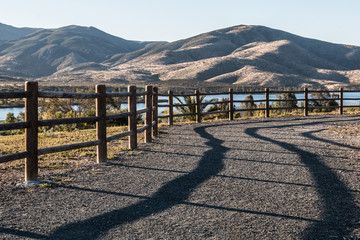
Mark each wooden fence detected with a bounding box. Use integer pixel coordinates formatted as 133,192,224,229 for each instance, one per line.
1,83,359,182
0,82,158,181
159,88,359,125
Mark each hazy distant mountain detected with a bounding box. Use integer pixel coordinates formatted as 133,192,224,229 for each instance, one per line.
0,24,154,77
0,23,360,88
0,23,39,41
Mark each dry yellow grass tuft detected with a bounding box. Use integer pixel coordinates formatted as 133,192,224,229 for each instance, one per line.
0,125,145,185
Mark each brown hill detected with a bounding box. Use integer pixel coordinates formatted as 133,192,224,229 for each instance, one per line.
1,24,360,89
0,24,155,78
103,25,360,89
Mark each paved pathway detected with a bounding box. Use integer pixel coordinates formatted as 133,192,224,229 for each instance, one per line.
1,115,360,239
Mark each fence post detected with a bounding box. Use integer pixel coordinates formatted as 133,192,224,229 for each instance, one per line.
339,88,343,115
195,90,201,123
229,88,234,121
152,87,158,137
96,85,107,163
128,86,137,149
145,86,153,143
168,90,173,126
304,88,308,116
265,88,270,118
25,81,39,181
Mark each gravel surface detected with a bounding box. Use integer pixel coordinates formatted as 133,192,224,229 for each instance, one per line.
1,115,360,239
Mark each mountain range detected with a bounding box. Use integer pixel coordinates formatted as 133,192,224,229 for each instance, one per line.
1,22,360,89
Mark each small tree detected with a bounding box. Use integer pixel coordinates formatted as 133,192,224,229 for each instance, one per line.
274,92,298,114
241,94,257,117
310,90,339,112
16,112,25,122
5,112,16,123
174,95,215,121
39,98,73,115
207,97,230,119
282,92,297,112
256,102,265,117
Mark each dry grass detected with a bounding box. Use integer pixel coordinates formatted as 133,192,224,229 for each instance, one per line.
0,125,131,163
1,108,359,185
328,123,360,137
0,125,147,185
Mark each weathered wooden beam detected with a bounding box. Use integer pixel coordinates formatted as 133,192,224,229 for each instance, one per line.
195,90,201,123
145,86,153,143
304,88,308,117
25,81,39,181
339,88,343,115
128,86,137,149
202,110,230,116
0,152,29,164
172,113,196,118
106,92,131,98
0,122,30,131
136,109,148,115
96,85,107,163
229,88,234,121
168,90,173,126
0,91,28,99
38,116,99,126
38,140,100,155
106,112,131,120
39,91,99,99
152,87,159,138
137,124,149,133
265,88,270,118
106,131,132,142
136,91,149,96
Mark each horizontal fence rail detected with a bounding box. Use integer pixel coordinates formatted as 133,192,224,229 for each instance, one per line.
0,82,159,181
38,116,100,126
38,140,101,156
38,91,99,99
161,87,360,125
1,83,360,182
0,91,28,98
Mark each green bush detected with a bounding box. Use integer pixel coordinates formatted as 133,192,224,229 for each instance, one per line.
241,94,257,117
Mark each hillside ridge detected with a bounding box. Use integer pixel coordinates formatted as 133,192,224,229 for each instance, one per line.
0,23,359,89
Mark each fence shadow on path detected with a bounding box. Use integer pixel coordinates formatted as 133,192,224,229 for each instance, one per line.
47,116,358,239
0,227,47,239
46,124,229,239
245,120,360,239
2,116,359,239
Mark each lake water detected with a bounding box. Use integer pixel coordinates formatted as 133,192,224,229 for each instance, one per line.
0,107,25,121
1,93,359,121
0,103,148,121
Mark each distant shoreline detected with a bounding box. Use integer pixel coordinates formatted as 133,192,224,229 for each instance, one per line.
0,103,24,109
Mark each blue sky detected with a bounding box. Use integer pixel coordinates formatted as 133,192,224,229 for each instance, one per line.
1,0,360,45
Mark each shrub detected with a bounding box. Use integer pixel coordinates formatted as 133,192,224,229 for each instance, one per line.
173,95,216,121
310,91,338,112
241,94,257,117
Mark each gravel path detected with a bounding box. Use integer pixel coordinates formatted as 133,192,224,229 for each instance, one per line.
1,115,360,239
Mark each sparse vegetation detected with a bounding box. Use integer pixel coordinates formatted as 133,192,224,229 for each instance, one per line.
310,90,339,112
241,94,257,117
207,97,230,119
0,125,142,172
173,95,215,121
5,112,16,123
273,93,298,113
0,98,24,108
1,85,359,180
